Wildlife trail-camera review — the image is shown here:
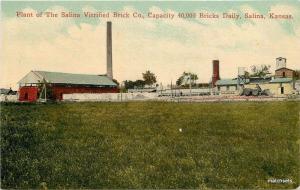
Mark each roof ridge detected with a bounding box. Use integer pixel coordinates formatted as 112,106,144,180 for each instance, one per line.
31,70,44,80
34,70,107,77
275,67,294,71
19,70,116,86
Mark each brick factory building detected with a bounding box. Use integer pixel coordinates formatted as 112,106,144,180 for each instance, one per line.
18,71,118,102
215,57,296,96
275,67,295,78
18,21,118,102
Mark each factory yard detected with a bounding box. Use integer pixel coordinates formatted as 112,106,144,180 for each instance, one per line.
1,101,299,189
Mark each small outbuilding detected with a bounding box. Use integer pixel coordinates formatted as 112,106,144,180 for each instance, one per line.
215,79,239,95
0,88,17,95
275,67,295,78
18,71,119,102
268,78,294,95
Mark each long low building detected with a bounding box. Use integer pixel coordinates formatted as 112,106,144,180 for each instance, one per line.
18,71,119,102
215,57,298,96
216,77,295,96
244,78,294,95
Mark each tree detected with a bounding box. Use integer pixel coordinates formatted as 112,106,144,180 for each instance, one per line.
124,80,135,89
176,72,198,87
123,80,146,89
142,70,157,86
294,70,300,80
134,80,146,88
244,71,250,78
250,64,271,77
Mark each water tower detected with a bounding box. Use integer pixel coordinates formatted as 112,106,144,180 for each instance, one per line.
276,57,286,70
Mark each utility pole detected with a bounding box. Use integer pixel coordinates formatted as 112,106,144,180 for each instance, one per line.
170,80,173,98
44,82,47,102
160,82,163,96
189,74,192,97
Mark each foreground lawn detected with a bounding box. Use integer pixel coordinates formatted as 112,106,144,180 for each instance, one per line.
1,101,299,189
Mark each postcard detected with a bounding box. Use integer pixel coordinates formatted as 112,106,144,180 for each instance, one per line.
1,0,300,189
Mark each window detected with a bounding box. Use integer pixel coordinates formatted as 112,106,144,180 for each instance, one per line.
281,87,284,94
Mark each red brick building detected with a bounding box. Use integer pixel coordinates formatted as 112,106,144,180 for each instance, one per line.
18,71,119,102
275,67,295,78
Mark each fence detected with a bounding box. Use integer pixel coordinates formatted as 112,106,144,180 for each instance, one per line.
63,92,158,102
158,88,211,96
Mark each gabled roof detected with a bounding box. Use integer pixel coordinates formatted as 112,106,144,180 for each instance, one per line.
270,78,293,83
216,77,276,86
275,67,294,72
18,71,117,86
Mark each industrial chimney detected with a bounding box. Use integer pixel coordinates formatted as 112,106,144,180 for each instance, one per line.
212,60,220,87
106,21,113,79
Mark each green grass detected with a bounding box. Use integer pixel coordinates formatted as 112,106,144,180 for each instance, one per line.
1,101,299,189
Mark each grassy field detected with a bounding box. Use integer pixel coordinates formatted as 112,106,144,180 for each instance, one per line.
1,101,299,189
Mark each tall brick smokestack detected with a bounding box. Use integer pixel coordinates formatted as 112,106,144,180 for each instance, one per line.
212,60,220,87
106,21,113,79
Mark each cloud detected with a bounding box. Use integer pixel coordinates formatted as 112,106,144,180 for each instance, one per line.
269,4,299,15
1,3,300,89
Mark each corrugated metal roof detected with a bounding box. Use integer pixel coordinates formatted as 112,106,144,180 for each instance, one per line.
270,78,293,83
18,71,117,86
216,79,237,86
249,77,271,83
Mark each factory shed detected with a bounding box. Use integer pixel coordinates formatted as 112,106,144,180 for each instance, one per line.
242,78,294,96
268,78,294,95
0,88,17,95
18,71,119,102
216,77,295,96
215,79,239,94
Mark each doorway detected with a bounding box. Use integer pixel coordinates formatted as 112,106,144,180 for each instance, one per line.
24,92,28,100
281,87,284,94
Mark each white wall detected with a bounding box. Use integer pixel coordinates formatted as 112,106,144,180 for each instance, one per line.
159,88,210,96
63,92,158,102
0,95,18,102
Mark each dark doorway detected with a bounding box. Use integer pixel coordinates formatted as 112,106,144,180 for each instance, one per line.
24,93,28,100
282,72,286,77
281,87,284,94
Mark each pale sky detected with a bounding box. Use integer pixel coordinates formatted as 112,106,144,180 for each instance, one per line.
1,1,300,89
